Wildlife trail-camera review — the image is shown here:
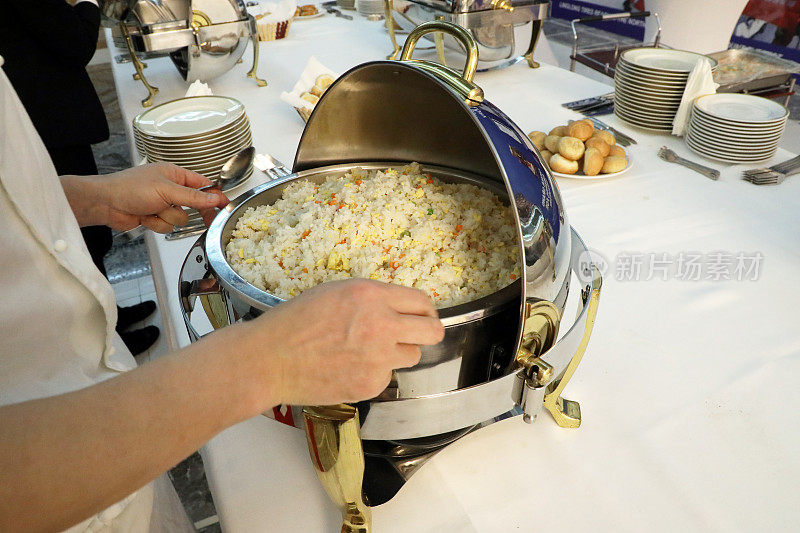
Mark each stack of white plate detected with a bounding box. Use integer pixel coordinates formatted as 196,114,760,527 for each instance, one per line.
614,48,718,132
133,96,253,181
355,0,384,16
686,93,788,163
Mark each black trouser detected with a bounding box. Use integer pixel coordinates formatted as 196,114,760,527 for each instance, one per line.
48,145,113,278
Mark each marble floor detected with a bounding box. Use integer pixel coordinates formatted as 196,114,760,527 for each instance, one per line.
88,20,799,532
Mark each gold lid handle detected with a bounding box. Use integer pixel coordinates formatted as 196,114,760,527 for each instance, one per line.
397,21,484,106
400,20,479,84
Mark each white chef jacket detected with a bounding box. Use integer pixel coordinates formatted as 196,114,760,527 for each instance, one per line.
0,58,192,532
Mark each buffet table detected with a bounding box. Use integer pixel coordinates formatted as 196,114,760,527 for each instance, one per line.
107,17,800,532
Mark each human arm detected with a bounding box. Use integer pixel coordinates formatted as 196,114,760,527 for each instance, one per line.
12,0,102,67
0,279,445,532
60,162,230,231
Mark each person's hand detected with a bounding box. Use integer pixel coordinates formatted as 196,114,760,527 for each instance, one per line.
95,162,229,232
240,279,446,406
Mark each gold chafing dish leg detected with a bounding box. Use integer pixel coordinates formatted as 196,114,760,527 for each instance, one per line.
542,265,602,427
385,0,401,60
434,16,447,67
119,23,158,107
524,19,543,69
303,405,371,533
247,16,268,87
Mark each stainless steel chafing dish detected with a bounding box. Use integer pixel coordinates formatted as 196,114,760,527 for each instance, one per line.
100,0,266,107
178,22,601,532
385,0,549,70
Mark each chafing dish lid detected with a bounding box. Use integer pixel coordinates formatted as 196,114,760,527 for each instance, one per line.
294,57,570,311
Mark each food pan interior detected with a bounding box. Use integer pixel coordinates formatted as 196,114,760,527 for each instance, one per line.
209,162,522,323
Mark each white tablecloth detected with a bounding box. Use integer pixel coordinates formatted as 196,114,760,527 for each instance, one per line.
106,18,800,532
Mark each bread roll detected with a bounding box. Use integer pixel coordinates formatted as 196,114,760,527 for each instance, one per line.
539,149,554,165
567,119,594,141
557,136,585,161
585,136,610,158
310,84,324,97
601,155,627,174
583,148,604,176
549,125,568,136
608,144,626,158
528,131,547,150
300,92,319,104
594,129,615,146
550,154,579,174
544,134,561,153
315,74,335,90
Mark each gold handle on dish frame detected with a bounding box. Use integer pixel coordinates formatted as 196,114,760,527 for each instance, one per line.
544,264,602,428
246,14,268,87
119,22,158,107
384,0,401,60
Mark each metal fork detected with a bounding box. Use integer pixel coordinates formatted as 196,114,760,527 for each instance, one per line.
658,146,720,181
254,153,292,180
742,155,800,185
562,93,614,112
586,117,636,147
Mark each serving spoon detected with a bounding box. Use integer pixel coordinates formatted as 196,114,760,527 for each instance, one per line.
113,147,255,243
199,146,255,192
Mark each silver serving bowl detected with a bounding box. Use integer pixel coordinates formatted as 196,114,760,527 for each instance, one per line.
169,19,251,83
204,163,528,398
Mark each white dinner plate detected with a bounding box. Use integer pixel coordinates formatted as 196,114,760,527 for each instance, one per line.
686,138,779,159
614,108,673,132
614,99,679,121
614,91,682,112
133,115,250,143
138,130,251,156
688,118,786,144
133,96,246,138
616,62,690,83
686,138,776,163
614,101,676,120
614,109,674,128
618,58,692,76
690,108,786,130
621,48,718,73
691,106,787,131
613,82,685,104
687,130,782,150
687,121,784,144
135,128,250,157
615,67,689,86
685,134,778,156
614,80,686,98
551,152,633,180
149,150,253,169
694,93,788,124
685,132,779,155
141,132,253,158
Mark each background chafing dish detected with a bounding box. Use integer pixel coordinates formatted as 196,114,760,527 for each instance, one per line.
179,22,601,531
384,0,549,70
710,48,799,107
100,0,266,107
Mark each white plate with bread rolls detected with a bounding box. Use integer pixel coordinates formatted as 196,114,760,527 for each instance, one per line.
529,119,632,180
294,4,325,19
